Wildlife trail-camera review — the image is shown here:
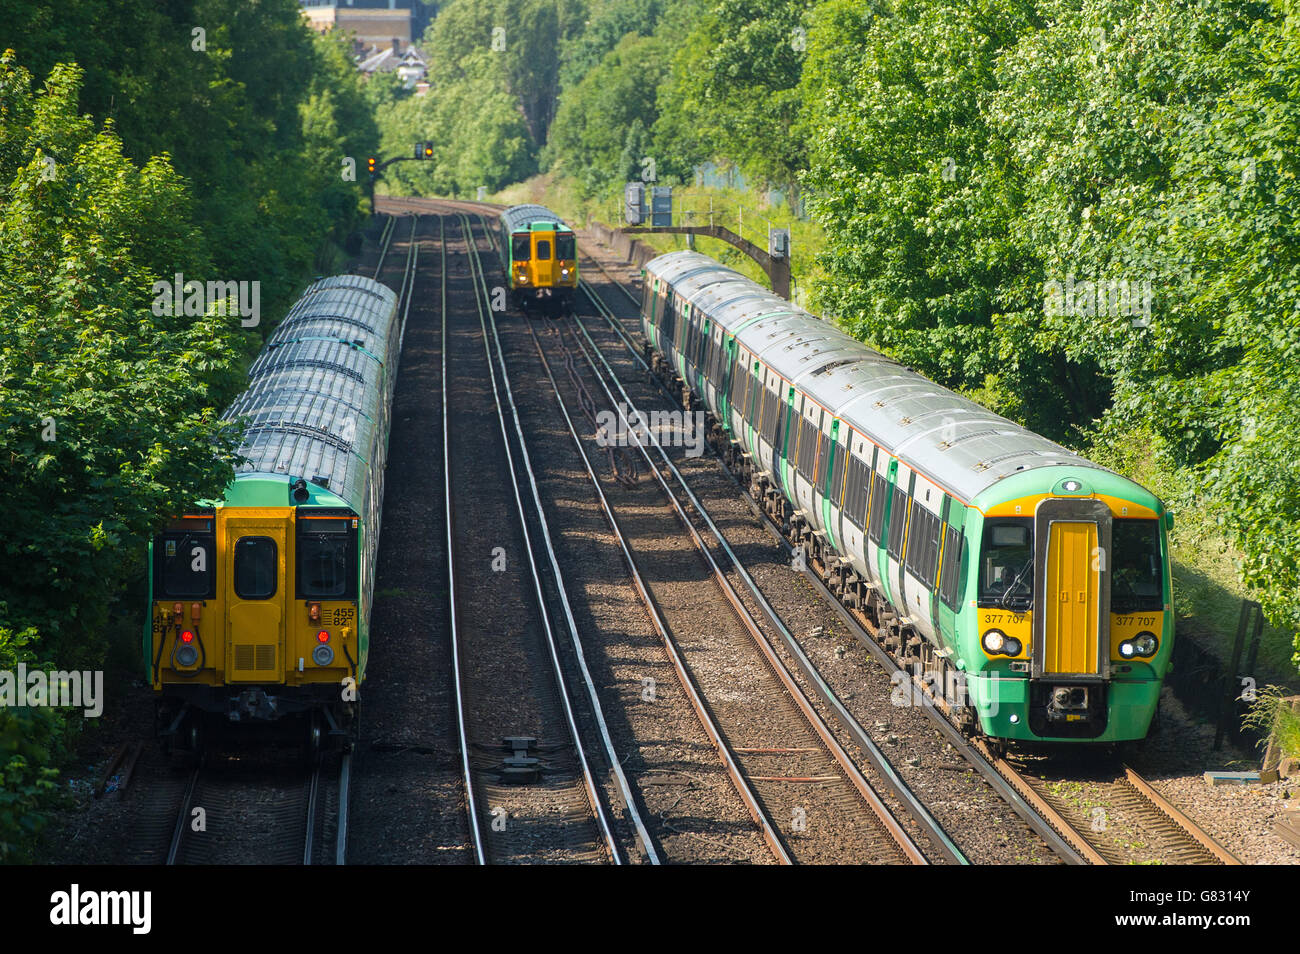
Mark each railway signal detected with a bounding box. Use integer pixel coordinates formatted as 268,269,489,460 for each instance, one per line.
367,156,377,175
414,141,434,159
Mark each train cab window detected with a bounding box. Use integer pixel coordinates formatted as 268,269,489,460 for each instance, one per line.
937,524,965,610
1111,519,1163,611
234,536,278,600
511,233,530,261
978,518,1033,609
297,520,358,600
154,531,215,599
536,239,552,260
556,233,575,259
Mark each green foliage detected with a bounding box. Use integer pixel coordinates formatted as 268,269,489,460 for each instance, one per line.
1244,687,1300,759
544,33,679,197
795,0,1300,670
0,706,61,863
0,54,249,663
0,1,376,854
661,0,813,188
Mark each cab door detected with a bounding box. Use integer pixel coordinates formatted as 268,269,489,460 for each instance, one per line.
1032,497,1112,679
222,511,290,683
532,232,554,287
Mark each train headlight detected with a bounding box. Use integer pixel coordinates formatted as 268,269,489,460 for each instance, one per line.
1132,631,1158,657
312,644,335,666
561,267,571,277
982,629,1006,654
1118,640,1136,658
517,272,529,284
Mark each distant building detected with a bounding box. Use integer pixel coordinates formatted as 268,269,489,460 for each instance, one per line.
300,1,428,49
357,42,428,88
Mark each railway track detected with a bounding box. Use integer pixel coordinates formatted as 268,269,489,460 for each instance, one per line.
990,757,1240,865
442,212,653,864
164,753,350,865
464,213,958,864
568,237,1242,866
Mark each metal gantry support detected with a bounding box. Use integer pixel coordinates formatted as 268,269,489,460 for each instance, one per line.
619,182,793,300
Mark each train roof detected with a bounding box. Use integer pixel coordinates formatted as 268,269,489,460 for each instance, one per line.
499,203,572,233
222,274,399,511
646,251,1116,506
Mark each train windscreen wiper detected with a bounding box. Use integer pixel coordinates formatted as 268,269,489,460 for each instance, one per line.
998,557,1034,610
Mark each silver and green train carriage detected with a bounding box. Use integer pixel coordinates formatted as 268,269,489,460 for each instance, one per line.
145,274,404,753
640,251,1173,744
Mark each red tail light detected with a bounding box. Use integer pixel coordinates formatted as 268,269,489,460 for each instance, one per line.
181,630,194,644
317,630,330,643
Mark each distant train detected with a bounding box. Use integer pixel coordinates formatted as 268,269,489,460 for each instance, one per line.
640,251,1173,745
497,204,578,313
145,274,404,755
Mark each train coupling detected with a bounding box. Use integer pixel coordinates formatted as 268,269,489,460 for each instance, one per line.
228,688,280,722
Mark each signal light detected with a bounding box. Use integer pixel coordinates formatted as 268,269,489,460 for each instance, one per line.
317,630,330,643
367,156,377,174
423,143,433,159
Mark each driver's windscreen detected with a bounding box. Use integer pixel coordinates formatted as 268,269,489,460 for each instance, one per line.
979,518,1033,605
1111,518,1162,611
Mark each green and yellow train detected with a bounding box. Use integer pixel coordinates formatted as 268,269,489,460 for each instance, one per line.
641,251,1172,745
498,204,578,313
145,274,404,754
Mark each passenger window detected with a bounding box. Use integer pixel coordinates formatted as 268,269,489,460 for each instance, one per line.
904,502,942,586
868,472,889,543
234,536,278,600
886,485,910,559
938,524,965,610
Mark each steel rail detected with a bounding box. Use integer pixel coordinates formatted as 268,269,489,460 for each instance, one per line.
439,214,488,865
371,215,397,280
336,751,352,865
457,213,628,864
302,757,321,865
1123,765,1241,865
165,766,201,866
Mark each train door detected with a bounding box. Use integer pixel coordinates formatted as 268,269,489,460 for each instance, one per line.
1032,498,1111,678
532,231,554,287
223,511,290,684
